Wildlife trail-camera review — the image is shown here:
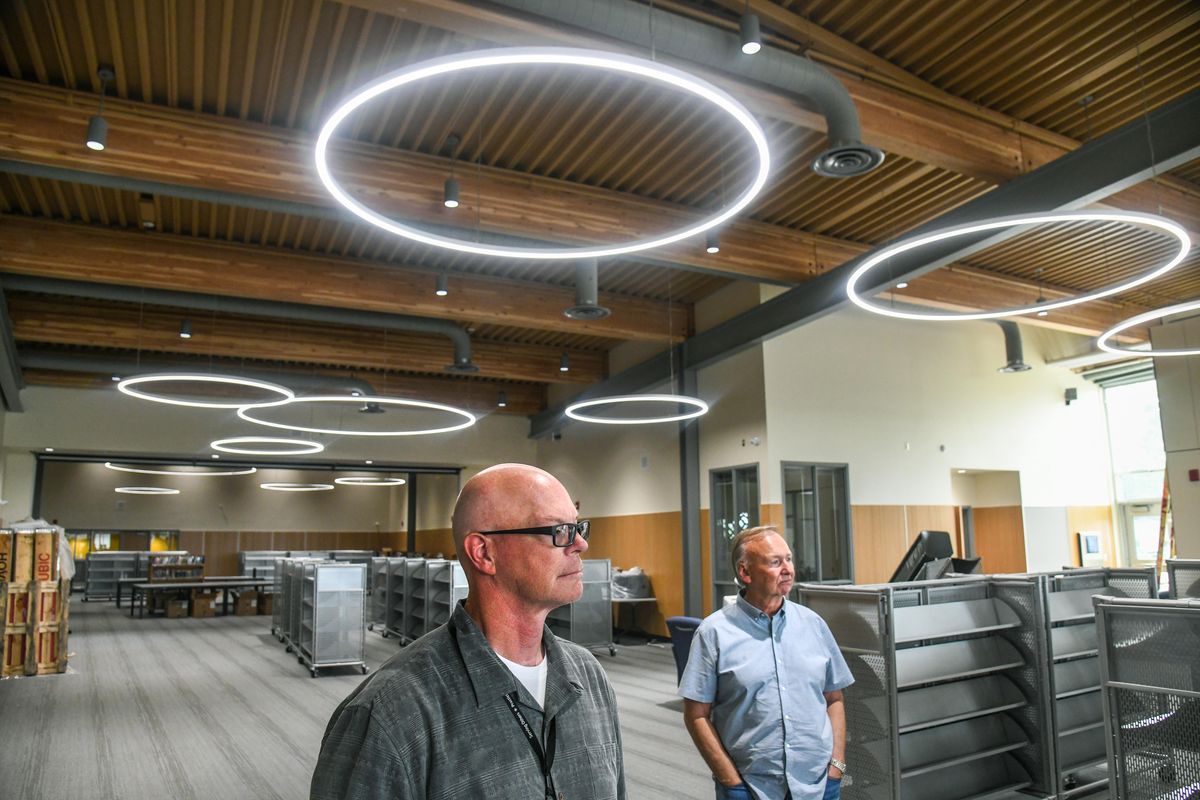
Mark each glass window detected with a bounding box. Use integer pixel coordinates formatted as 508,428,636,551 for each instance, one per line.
711,465,759,607
782,463,852,583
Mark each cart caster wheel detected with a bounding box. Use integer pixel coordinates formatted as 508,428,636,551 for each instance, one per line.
310,669,318,678
609,646,617,656
285,646,293,653
361,665,368,675
380,631,388,639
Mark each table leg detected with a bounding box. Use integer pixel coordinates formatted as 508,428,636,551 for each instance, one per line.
116,582,122,609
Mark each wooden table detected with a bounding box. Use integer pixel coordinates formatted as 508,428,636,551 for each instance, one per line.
130,578,272,618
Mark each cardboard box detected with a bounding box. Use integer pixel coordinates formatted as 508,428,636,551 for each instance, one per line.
12,534,34,584
256,591,274,616
4,584,29,627
234,591,257,616
33,532,57,583
2,626,28,677
191,592,215,618
32,582,62,625
165,600,187,619
0,531,12,584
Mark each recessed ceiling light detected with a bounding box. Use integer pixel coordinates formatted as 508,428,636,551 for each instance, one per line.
957,469,968,474
314,48,770,260
895,282,909,289
44,447,54,452
365,460,373,465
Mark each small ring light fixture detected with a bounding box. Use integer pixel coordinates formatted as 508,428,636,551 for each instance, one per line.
260,483,335,492
565,393,709,425
238,395,476,437
1098,298,1200,357
210,437,326,456
315,47,771,260
117,373,294,409
105,462,258,477
334,476,407,486
845,211,1190,321
114,487,180,495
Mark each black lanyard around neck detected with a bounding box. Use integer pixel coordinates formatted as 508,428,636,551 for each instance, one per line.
503,692,557,799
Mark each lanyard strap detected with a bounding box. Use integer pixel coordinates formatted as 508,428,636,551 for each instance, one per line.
503,692,557,799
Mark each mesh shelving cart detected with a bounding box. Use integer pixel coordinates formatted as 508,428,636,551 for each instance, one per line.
1095,596,1200,799
84,552,138,601
402,558,429,642
295,562,368,678
271,557,286,639
368,556,388,631
426,560,468,631
240,550,286,580
1166,559,1200,599
796,576,1055,800
385,557,410,640
546,559,614,655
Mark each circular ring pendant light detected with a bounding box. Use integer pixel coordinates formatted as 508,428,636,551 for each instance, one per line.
565,394,709,425
260,483,335,492
237,395,476,437
334,476,407,486
114,487,181,495
844,211,1190,321
211,437,326,455
105,461,258,477
315,47,770,260
117,373,294,409
1098,298,1200,357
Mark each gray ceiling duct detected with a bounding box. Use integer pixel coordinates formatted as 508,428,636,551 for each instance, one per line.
995,321,1032,373
564,258,611,320
17,347,379,396
490,0,884,177
1,274,479,373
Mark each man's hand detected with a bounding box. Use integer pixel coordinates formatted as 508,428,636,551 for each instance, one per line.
827,764,843,781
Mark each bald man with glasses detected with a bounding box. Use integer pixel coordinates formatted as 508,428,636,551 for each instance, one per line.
311,463,625,800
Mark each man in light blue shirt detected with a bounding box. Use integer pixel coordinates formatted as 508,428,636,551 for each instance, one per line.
679,526,852,800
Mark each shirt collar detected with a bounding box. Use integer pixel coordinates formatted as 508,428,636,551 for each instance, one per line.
450,601,584,718
735,591,788,624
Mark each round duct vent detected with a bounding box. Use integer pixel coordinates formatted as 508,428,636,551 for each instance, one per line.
444,362,480,374
812,144,885,178
564,304,612,321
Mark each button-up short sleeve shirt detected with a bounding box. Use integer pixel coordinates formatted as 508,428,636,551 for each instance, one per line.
679,595,853,800
311,603,625,800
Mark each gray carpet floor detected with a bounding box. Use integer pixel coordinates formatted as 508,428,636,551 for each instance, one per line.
0,598,711,799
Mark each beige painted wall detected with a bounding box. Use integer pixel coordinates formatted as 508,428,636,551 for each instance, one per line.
1151,314,1200,555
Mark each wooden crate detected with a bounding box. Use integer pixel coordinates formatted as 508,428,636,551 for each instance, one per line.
32,581,64,625
12,533,33,584
0,532,12,584
28,623,66,676
4,583,29,627
33,532,57,583
2,626,28,677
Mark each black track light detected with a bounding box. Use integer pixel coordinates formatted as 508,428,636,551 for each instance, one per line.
179,319,192,339
436,271,449,297
706,231,721,254
87,68,114,151
559,352,570,373
740,13,762,55
497,391,508,408
443,177,460,209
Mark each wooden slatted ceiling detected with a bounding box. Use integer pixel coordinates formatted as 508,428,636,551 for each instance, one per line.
792,0,1200,140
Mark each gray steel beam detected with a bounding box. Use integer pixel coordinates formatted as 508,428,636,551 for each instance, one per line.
531,88,1200,437
0,287,25,411
678,362,702,616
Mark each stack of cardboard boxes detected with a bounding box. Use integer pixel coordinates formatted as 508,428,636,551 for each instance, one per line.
1,529,69,677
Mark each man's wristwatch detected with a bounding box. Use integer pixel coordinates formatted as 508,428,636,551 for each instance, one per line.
829,757,848,773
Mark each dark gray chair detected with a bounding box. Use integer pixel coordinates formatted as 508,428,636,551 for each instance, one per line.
666,615,703,684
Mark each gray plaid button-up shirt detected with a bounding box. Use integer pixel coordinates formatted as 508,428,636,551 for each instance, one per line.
310,602,626,800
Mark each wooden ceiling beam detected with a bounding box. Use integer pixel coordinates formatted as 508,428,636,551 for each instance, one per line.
0,78,827,282
368,0,1200,238
0,215,687,342
20,365,546,415
6,294,607,385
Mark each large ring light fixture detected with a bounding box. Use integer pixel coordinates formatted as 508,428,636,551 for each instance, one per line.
105,461,258,477
238,395,477,436
315,47,771,260
211,437,326,455
334,476,407,486
114,487,180,495
565,394,709,425
117,373,294,409
1098,297,1200,357
260,483,335,492
845,211,1190,321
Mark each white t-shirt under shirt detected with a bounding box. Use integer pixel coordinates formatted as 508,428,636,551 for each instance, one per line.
497,652,548,708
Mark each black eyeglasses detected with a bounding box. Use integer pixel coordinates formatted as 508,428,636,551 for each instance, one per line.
479,519,590,548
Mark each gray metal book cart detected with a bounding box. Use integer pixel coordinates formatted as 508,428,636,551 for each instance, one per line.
402,557,429,642
240,550,286,580
295,561,367,678
84,551,138,601
1166,558,1200,599
1095,595,1200,799
271,557,286,639
546,558,615,655
385,557,410,640
425,560,468,631
368,556,388,631
796,576,1055,800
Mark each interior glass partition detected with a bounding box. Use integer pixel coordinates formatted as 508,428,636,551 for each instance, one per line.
783,463,853,582
710,465,759,608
